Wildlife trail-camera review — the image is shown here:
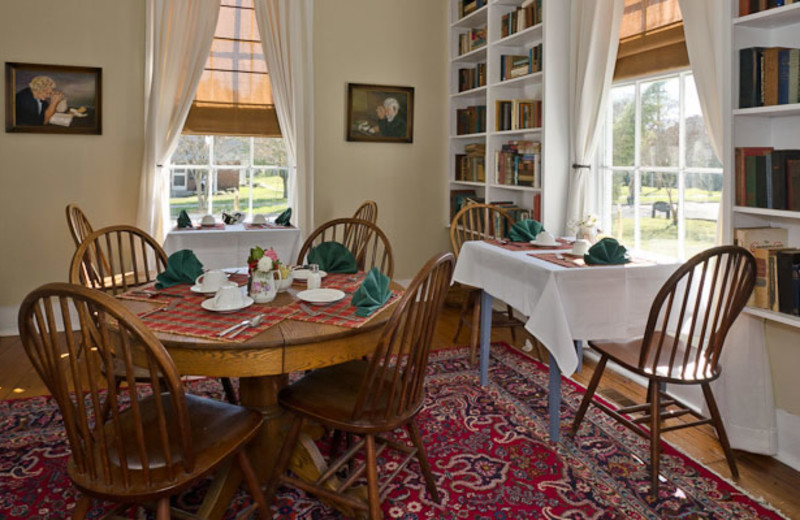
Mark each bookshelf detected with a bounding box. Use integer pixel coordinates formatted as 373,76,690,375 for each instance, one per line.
725,0,800,328
447,0,570,231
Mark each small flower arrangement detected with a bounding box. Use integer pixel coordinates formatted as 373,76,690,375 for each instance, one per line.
248,246,291,279
570,214,599,230
570,214,600,243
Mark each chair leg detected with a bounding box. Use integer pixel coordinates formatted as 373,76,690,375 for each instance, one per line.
220,377,237,404
570,354,608,436
264,414,305,507
649,380,662,498
407,420,440,504
469,293,481,366
452,292,472,342
505,304,517,342
156,497,170,520
702,383,739,479
364,434,381,520
72,495,92,520
237,449,269,515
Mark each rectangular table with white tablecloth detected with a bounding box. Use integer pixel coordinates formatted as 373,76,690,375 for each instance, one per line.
452,240,680,440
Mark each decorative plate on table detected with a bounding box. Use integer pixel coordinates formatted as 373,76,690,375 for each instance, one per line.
201,296,254,313
190,281,237,295
293,269,328,281
296,288,345,305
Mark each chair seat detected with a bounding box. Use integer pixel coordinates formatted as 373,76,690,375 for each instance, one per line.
70,393,263,501
590,332,718,383
279,360,419,432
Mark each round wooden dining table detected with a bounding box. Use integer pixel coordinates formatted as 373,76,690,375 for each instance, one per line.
120,284,401,519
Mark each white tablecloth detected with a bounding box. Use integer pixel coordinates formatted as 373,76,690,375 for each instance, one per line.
452,241,681,376
162,224,302,270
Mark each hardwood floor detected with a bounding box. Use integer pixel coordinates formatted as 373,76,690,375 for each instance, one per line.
2,305,798,518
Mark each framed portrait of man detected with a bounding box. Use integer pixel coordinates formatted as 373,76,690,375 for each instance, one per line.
5,62,102,135
346,83,414,143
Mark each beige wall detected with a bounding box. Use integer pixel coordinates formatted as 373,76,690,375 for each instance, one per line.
313,0,450,280
765,323,800,417
0,1,145,312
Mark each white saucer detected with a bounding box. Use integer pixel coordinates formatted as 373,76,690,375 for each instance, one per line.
190,281,237,294
201,296,254,313
530,240,559,247
293,269,328,281
296,288,345,305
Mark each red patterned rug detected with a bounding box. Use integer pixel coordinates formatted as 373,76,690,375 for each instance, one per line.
0,343,786,519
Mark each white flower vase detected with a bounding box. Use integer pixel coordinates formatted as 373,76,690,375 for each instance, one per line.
577,225,597,244
250,269,280,303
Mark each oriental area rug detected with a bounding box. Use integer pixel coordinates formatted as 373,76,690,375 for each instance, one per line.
0,343,786,519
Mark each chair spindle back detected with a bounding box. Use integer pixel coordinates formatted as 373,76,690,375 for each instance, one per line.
450,203,515,258
297,218,394,278
18,283,194,490
640,245,756,381
353,252,454,423
352,200,378,224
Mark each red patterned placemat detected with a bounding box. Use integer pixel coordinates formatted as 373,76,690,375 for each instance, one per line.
287,291,403,329
173,223,226,231
244,222,292,230
291,271,367,292
531,252,655,268
485,238,572,251
116,274,248,303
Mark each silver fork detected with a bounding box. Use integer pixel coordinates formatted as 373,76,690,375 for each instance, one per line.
299,303,344,319
140,298,180,318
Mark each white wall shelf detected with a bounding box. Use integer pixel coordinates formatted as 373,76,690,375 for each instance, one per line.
733,2,800,29
446,0,570,229
743,307,800,329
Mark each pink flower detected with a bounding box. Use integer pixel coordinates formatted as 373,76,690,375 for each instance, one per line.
264,248,279,262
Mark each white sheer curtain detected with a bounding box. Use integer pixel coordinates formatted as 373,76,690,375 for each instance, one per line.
678,0,777,455
565,0,624,231
254,0,315,234
137,0,219,242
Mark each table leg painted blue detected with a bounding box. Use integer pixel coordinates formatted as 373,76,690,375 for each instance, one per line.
478,290,563,442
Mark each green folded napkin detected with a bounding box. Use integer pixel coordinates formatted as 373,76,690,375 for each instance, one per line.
177,210,193,229
351,267,391,317
155,250,204,289
307,242,358,274
508,219,544,242
275,207,292,226
584,237,630,265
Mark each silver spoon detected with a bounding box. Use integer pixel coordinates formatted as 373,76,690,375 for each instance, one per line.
228,314,266,339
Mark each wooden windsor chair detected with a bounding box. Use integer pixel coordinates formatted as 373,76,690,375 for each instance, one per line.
450,203,524,364
66,203,95,248
17,283,268,520
297,218,394,278
570,245,756,496
264,252,454,519
352,200,378,224
69,224,237,405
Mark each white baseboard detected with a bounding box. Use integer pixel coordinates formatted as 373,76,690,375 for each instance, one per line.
776,409,800,472
0,305,19,337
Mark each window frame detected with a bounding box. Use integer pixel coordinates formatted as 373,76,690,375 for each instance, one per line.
598,68,723,260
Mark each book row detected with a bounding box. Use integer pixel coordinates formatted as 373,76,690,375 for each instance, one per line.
738,0,796,16
734,226,800,315
448,188,539,225
499,0,542,39
458,26,487,56
459,0,486,18
495,140,541,188
739,47,800,108
456,105,486,135
734,147,800,210
454,151,486,183
496,99,541,131
499,44,543,82
458,63,487,92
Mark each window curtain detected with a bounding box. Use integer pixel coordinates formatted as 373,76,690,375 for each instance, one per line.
677,0,777,455
254,0,314,233
565,0,624,231
138,0,220,241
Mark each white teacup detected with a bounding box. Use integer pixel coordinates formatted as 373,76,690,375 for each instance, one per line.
201,214,216,226
535,231,557,246
213,285,246,310
195,270,228,292
252,214,267,225
571,239,592,256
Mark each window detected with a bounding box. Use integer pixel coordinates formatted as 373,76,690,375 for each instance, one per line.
166,0,290,221
599,71,722,260
168,135,289,220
